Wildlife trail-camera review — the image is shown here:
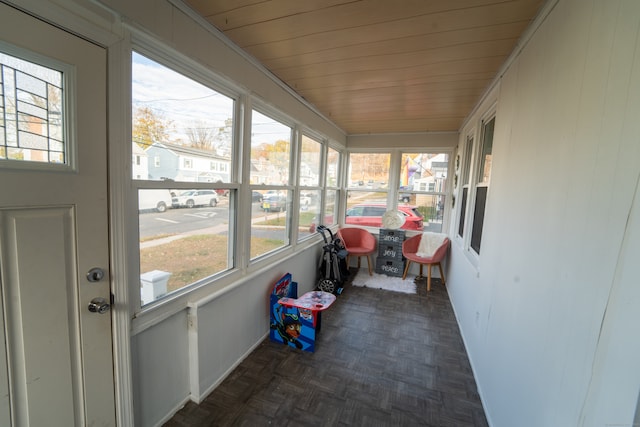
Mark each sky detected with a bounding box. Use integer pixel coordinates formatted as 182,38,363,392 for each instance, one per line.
132,51,233,143
132,52,291,145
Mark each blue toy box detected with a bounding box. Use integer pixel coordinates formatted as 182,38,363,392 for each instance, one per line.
269,273,319,352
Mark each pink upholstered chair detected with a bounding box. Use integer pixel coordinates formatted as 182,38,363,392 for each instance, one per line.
337,227,377,276
402,233,450,291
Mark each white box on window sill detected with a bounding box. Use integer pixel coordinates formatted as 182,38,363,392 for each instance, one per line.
140,270,171,305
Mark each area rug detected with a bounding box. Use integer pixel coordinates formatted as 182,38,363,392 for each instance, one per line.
350,270,417,294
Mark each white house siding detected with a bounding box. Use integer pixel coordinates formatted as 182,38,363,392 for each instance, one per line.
447,0,640,426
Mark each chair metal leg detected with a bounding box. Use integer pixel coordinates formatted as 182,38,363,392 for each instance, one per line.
366,255,372,276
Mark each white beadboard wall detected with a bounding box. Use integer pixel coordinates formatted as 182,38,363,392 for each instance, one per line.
447,0,640,426
132,247,321,427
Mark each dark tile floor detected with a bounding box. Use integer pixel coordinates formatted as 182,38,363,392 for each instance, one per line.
164,271,488,426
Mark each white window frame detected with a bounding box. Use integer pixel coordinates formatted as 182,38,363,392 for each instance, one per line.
345,149,452,232
455,107,496,259
296,130,325,241
248,103,295,261
456,134,475,243
129,40,242,313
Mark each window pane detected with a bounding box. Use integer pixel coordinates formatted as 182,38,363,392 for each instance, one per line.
251,189,290,258
461,137,473,186
346,190,425,231
300,135,321,187
298,189,321,239
399,153,448,192
458,187,468,237
478,118,494,184
249,110,292,258
346,191,387,208
458,138,473,238
131,52,234,183
471,117,494,253
403,194,446,233
309,189,337,233
470,186,487,253
397,152,448,232
138,188,231,305
344,199,423,231
250,110,291,185
0,50,66,164
325,190,338,226
348,153,390,189
326,147,339,187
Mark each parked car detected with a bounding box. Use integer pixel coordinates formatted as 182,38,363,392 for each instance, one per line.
172,190,218,208
345,203,423,230
398,186,412,202
138,189,173,213
398,193,411,203
252,191,263,203
262,190,287,212
300,194,311,209
300,191,318,209
214,180,229,197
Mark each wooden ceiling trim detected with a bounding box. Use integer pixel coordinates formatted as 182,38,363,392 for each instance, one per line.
256,21,529,66
201,0,498,32
339,117,466,134
284,56,507,90
217,1,541,48
292,72,496,92
325,97,482,115
183,0,266,18
301,77,492,98
308,94,483,115
182,0,545,134
269,39,518,80
199,0,360,30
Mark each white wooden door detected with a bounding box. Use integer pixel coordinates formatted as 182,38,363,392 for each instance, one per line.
0,3,116,426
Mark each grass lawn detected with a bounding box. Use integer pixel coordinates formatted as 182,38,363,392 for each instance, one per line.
140,234,284,292
256,211,316,226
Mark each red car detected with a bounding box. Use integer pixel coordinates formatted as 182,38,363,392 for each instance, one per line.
345,203,423,230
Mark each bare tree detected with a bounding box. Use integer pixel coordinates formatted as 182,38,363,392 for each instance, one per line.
185,120,216,151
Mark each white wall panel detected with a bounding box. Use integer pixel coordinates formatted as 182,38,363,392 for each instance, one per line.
449,0,640,426
132,311,190,427
133,247,320,426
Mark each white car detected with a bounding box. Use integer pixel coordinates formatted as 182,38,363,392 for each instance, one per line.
172,190,219,208
138,189,173,213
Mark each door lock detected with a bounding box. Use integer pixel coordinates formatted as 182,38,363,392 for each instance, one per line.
86,267,105,282
88,297,110,314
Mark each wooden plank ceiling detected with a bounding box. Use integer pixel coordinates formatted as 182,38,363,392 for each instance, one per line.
182,0,545,135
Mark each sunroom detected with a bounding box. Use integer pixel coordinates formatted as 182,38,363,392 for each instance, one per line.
0,0,639,426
